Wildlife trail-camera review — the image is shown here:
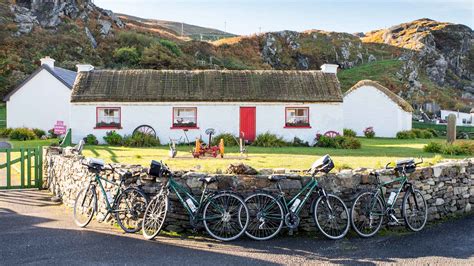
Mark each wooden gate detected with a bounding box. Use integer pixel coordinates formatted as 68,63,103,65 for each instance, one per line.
0,147,43,189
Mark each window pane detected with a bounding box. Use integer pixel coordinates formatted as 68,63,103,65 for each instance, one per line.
286,107,309,126
97,108,120,127
174,107,197,127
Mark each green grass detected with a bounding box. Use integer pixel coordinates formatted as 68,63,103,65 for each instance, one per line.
0,103,5,129
338,60,404,92
72,138,470,173
8,139,59,148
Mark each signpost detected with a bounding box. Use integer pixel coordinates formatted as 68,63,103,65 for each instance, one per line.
53,121,67,135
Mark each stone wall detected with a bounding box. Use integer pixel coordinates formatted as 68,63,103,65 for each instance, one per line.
43,147,474,233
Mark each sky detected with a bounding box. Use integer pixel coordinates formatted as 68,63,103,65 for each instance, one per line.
94,0,473,35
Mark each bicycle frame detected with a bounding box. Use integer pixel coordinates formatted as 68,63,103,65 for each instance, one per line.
369,174,409,217
276,177,323,216
165,176,215,223
87,173,123,214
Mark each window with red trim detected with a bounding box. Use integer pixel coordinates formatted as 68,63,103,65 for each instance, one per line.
285,107,310,127
173,107,197,128
96,107,121,129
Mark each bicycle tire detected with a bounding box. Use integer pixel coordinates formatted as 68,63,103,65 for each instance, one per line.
73,187,97,228
203,192,249,241
313,194,350,240
115,187,149,233
350,192,384,238
142,189,169,240
244,192,284,241
402,189,427,232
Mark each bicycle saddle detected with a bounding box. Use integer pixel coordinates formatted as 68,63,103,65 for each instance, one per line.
198,176,217,184
86,158,105,170
268,175,287,181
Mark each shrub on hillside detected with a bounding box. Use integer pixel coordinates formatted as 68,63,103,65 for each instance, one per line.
113,47,141,66
103,131,123,146
32,128,46,138
315,135,361,149
159,39,182,56
123,132,160,147
396,130,416,139
211,133,238,146
9,128,37,140
343,128,357,138
252,132,288,147
0,128,12,138
363,127,375,138
83,134,98,145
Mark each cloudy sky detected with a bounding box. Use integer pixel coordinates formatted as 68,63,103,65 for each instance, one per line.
95,0,473,35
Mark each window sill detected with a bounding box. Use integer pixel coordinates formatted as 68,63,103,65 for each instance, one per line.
94,126,123,130
170,126,200,130
284,126,312,129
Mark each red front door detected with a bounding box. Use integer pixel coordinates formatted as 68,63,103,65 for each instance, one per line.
240,107,256,142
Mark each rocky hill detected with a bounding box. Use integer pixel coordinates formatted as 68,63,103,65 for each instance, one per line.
0,0,472,112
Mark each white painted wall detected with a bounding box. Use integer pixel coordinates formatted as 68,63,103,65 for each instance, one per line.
440,110,473,125
70,102,343,144
6,69,71,131
343,85,412,138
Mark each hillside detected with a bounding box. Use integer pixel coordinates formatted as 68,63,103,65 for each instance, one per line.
117,13,236,41
0,1,472,112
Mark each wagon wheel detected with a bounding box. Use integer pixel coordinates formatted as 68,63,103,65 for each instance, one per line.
133,125,156,137
324,131,340,138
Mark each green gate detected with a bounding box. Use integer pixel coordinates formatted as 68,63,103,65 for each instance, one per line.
0,147,43,189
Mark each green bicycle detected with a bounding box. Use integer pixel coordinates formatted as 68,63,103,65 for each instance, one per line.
142,161,249,241
350,158,428,237
73,158,149,233
244,155,350,240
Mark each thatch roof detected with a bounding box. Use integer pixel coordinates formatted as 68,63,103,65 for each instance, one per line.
344,80,414,112
71,69,342,103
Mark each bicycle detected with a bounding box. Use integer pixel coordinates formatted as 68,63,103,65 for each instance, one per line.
244,155,350,240
142,160,249,241
350,158,428,238
73,158,149,233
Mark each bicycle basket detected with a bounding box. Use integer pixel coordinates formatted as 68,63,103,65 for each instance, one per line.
149,160,162,177
395,159,416,173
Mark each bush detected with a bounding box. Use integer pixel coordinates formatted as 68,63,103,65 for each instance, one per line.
9,128,37,140
103,131,123,146
396,130,416,139
48,128,58,139
123,132,160,147
32,128,46,138
159,39,182,56
0,128,12,138
343,128,357,138
426,128,439,137
113,47,141,66
363,127,375,138
83,134,98,145
420,130,434,139
211,133,238,146
316,135,361,149
290,137,309,147
423,142,442,153
423,141,474,156
252,132,288,147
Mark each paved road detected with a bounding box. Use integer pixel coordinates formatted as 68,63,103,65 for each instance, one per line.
0,190,472,265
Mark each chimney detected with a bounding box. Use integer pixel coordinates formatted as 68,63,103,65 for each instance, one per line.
40,56,55,69
76,64,95,72
320,63,338,74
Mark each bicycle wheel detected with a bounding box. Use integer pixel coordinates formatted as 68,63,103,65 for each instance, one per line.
142,189,168,240
403,189,427,232
350,192,384,238
115,187,149,233
73,186,97,227
244,192,284,241
203,193,249,241
313,194,350,240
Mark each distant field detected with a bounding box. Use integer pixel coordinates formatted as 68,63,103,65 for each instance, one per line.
0,103,5,129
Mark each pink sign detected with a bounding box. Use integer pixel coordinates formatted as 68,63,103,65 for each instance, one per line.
54,121,67,135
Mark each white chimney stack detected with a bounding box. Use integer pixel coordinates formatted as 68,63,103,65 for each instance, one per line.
40,56,55,69
320,63,338,74
76,64,95,72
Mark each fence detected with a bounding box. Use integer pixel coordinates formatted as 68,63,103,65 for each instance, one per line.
0,147,43,189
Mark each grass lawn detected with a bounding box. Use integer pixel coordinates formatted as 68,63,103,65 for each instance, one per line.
8,139,60,149
8,137,471,173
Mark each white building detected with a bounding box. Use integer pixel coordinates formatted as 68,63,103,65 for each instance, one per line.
343,80,413,138
69,66,344,144
440,110,473,125
3,57,77,131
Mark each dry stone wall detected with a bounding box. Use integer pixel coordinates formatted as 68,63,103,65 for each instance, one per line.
43,147,474,233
